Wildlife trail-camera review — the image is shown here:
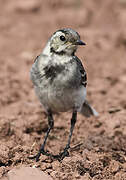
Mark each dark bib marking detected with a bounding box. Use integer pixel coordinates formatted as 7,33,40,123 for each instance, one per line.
43,64,65,82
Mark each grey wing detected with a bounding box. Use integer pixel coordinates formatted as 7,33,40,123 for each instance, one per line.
74,56,98,117
74,56,87,87
30,54,45,86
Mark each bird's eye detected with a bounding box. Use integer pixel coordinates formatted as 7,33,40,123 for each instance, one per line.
60,35,66,41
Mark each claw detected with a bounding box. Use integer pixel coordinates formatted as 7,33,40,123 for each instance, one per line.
57,148,70,161
28,149,50,162
29,148,70,162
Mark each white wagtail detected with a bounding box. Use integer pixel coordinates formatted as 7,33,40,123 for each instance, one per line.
30,28,98,161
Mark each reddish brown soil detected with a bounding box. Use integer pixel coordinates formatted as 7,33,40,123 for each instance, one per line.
0,0,126,179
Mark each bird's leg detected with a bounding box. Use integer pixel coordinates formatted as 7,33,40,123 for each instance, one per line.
59,110,77,160
36,110,54,161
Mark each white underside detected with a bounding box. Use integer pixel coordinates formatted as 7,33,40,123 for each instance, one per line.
35,85,86,113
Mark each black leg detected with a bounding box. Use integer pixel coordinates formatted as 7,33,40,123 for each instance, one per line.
59,110,77,160
36,110,54,161
29,110,77,161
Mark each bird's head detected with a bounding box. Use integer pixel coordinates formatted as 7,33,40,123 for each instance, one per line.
49,28,86,56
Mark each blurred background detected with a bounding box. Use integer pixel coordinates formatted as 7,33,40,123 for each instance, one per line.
0,0,126,179
1,0,126,111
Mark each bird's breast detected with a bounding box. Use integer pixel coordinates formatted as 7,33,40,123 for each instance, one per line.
42,60,80,89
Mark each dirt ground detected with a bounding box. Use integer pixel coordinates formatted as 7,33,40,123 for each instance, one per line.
0,0,126,179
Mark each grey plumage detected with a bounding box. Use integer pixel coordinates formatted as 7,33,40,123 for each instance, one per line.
30,28,98,161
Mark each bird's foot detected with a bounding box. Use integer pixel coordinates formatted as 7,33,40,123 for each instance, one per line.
56,147,70,161
28,149,51,162
35,149,48,162
29,147,70,162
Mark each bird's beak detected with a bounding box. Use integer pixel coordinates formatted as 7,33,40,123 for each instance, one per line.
75,40,86,46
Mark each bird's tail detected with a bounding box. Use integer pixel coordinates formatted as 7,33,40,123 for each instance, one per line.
80,100,98,117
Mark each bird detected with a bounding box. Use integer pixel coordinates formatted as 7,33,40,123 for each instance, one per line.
30,28,98,162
